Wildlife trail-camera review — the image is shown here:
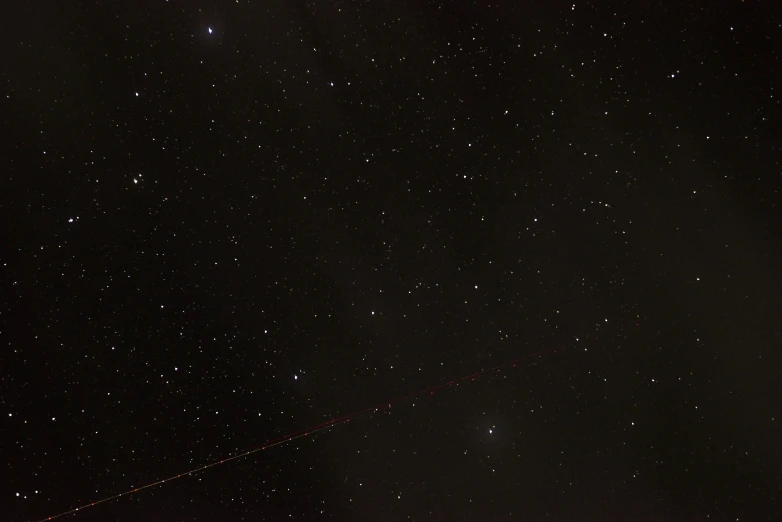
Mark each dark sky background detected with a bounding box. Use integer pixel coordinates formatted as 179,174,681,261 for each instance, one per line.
2,1,781,521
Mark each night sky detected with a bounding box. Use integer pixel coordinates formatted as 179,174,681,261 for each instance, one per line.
2,1,782,521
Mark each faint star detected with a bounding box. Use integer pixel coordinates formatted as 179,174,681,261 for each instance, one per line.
208,27,213,34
